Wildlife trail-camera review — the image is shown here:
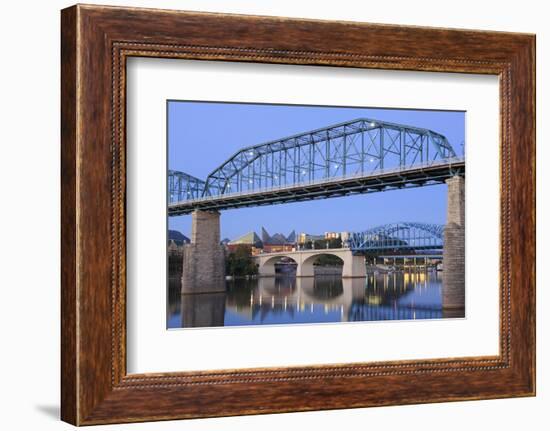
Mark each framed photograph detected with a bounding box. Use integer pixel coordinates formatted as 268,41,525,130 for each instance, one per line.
61,4,535,425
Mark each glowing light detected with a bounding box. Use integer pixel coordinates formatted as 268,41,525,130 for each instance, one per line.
370,121,377,127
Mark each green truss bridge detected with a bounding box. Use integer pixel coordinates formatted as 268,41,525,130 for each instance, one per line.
168,118,464,215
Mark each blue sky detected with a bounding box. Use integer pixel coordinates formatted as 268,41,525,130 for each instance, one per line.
168,101,465,240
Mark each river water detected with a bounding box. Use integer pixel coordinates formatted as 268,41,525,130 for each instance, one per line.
168,269,449,329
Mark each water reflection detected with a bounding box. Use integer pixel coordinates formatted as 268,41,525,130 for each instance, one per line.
168,270,452,329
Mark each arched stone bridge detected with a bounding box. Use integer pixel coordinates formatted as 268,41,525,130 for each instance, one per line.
252,248,366,278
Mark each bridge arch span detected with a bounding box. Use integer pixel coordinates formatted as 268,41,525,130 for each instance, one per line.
255,249,366,278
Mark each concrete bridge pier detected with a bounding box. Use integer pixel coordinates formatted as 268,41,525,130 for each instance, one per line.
295,258,315,277
442,175,465,311
342,255,367,278
180,292,226,327
181,210,226,294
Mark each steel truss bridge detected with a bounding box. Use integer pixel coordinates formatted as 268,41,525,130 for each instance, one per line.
348,222,444,253
168,118,464,215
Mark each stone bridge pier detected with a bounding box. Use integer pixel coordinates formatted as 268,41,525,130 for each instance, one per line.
181,210,226,294
443,175,465,311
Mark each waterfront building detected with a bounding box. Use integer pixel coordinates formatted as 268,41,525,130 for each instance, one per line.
297,232,325,245
167,230,191,273
260,227,296,253
168,229,190,246
226,231,263,254
224,228,297,254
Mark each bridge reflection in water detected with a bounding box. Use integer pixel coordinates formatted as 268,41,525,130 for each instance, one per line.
167,270,458,329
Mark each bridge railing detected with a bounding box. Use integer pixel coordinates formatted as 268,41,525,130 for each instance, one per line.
252,247,350,256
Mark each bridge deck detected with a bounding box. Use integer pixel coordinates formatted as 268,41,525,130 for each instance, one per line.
252,248,349,258
168,159,464,215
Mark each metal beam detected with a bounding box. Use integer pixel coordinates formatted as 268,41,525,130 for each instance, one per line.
168,160,464,215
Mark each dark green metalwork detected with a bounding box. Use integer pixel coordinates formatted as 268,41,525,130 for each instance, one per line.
168,170,205,202
167,118,464,215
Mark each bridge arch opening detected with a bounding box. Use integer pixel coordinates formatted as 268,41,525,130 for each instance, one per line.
300,253,344,277
259,255,297,277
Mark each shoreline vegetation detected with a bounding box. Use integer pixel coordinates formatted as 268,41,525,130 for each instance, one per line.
225,244,258,277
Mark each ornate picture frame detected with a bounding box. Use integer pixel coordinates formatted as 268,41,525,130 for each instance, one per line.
61,4,535,425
